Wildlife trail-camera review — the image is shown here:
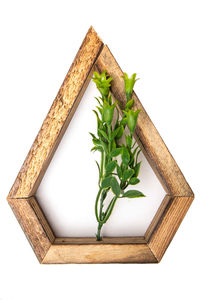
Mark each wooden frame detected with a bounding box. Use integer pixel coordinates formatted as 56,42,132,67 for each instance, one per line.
7,26,194,263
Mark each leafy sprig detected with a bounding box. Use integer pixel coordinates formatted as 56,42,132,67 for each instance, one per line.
91,71,145,241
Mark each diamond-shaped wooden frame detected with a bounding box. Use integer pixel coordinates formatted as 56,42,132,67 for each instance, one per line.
7,27,194,263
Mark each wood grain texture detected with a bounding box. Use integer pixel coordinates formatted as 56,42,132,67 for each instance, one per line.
148,196,194,261
42,243,157,264
7,196,55,262
95,45,193,197
8,26,103,199
145,195,171,241
54,237,145,244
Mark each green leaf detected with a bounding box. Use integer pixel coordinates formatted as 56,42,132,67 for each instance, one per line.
105,160,117,173
92,138,101,147
129,177,140,185
123,73,139,101
121,190,145,198
89,132,97,139
92,71,113,98
125,99,134,110
95,97,103,107
95,160,100,172
110,177,121,196
92,110,99,121
114,111,119,129
101,176,112,189
117,165,122,178
126,110,140,135
121,162,127,173
121,147,130,165
134,162,141,177
130,146,139,165
95,161,100,180
111,139,116,150
93,71,100,79
125,135,132,149
98,129,109,141
93,138,108,153
116,125,124,139
90,146,103,152
110,148,121,157
96,106,103,115
101,176,121,196
108,94,112,105
132,145,139,156
92,110,102,133
102,103,115,124
122,169,135,182
136,149,142,165
111,127,121,141
120,118,127,127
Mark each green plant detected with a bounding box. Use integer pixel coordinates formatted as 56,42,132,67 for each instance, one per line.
90,71,145,241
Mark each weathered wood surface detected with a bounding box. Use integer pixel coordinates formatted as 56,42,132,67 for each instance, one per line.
145,195,171,241
8,196,55,262
54,237,145,244
8,26,103,199
42,244,157,264
95,45,194,198
147,196,194,261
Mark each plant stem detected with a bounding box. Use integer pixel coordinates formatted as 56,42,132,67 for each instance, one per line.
96,195,118,240
100,151,104,181
95,188,102,222
96,222,103,241
95,146,106,240
99,190,105,220
96,189,108,240
102,195,118,223
107,124,112,162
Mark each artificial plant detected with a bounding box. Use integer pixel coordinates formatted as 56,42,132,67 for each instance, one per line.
90,71,145,241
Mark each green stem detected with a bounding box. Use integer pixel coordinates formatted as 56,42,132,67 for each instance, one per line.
100,151,104,182
96,190,107,241
96,222,103,241
102,195,118,223
99,190,107,220
95,188,102,222
107,123,112,162
104,196,115,216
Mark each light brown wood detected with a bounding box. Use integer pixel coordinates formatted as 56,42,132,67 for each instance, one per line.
54,237,145,244
42,244,157,264
30,197,55,243
145,195,171,242
95,45,194,197
7,27,194,264
7,196,55,262
8,26,103,199
148,196,194,261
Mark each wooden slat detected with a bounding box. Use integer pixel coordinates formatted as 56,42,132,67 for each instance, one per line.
95,45,193,197
54,236,145,245
7,196,55,262
42,244,157,264
148,196,194,261
30,197,55,243
8,26,103,199
145,195,171,241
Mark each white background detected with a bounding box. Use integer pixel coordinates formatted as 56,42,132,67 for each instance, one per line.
0,0,199,299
